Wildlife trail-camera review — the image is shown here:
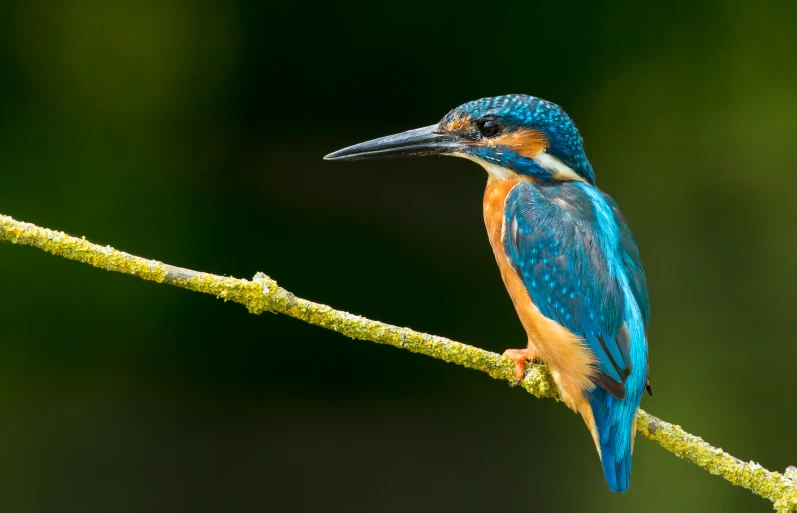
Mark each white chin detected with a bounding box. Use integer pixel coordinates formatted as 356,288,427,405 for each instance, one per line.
446,151,585,183
448,154,514,180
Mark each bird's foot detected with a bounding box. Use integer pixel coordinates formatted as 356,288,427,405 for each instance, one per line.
502,348,538,387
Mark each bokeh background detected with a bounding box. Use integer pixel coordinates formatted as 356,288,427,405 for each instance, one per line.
1,1,796,512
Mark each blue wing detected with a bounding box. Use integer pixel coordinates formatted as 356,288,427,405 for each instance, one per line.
503,181,649,398
602,192,650,327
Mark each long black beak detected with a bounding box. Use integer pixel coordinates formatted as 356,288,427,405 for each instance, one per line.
324,124,462,161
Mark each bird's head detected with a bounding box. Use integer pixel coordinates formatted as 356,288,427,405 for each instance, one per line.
325,94,595,185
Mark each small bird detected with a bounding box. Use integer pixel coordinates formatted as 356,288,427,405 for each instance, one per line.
325,95,650,492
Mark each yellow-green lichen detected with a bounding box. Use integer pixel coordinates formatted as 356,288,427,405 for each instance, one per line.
637,410,797,511
170,271,278,315
260,285,559,400
0,215,169,283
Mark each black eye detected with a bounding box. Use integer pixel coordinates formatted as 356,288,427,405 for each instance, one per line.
478,119,501,138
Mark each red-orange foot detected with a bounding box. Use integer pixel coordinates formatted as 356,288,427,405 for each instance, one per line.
502,348,538,387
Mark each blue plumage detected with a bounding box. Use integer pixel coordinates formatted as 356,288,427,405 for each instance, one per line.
325,94,651,493
504,181,649,491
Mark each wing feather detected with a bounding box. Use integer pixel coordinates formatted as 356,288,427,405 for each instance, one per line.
503,181,647,398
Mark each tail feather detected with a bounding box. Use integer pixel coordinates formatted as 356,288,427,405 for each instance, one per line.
588,386,636,493
601,441,632,493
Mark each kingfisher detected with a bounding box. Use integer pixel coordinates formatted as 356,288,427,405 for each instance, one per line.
324,94,651,492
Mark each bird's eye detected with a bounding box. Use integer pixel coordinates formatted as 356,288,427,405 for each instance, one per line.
478,119,501,138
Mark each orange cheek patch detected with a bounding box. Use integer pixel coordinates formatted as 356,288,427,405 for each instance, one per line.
487,128,549,159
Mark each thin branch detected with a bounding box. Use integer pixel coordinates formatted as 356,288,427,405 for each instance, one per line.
0,213,795,512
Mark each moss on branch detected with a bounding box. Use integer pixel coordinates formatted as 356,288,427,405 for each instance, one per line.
0,213,794,511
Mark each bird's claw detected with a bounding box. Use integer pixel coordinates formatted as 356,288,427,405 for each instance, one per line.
509,372,526,388
502,348,533,387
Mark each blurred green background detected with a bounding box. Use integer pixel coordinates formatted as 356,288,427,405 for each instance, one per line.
1,1,796,512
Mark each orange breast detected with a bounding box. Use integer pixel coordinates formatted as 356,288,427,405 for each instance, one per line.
483,176,600,446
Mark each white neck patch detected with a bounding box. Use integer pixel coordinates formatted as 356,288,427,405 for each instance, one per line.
534,152,585,182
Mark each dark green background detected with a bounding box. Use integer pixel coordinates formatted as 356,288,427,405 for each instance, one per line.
1,2,795,512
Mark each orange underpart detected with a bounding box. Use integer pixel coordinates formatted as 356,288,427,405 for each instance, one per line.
483,177,598,392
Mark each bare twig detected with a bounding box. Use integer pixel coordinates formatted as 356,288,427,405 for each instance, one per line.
0,213,794,511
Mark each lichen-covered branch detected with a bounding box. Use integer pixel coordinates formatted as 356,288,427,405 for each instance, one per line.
0,213,795,512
